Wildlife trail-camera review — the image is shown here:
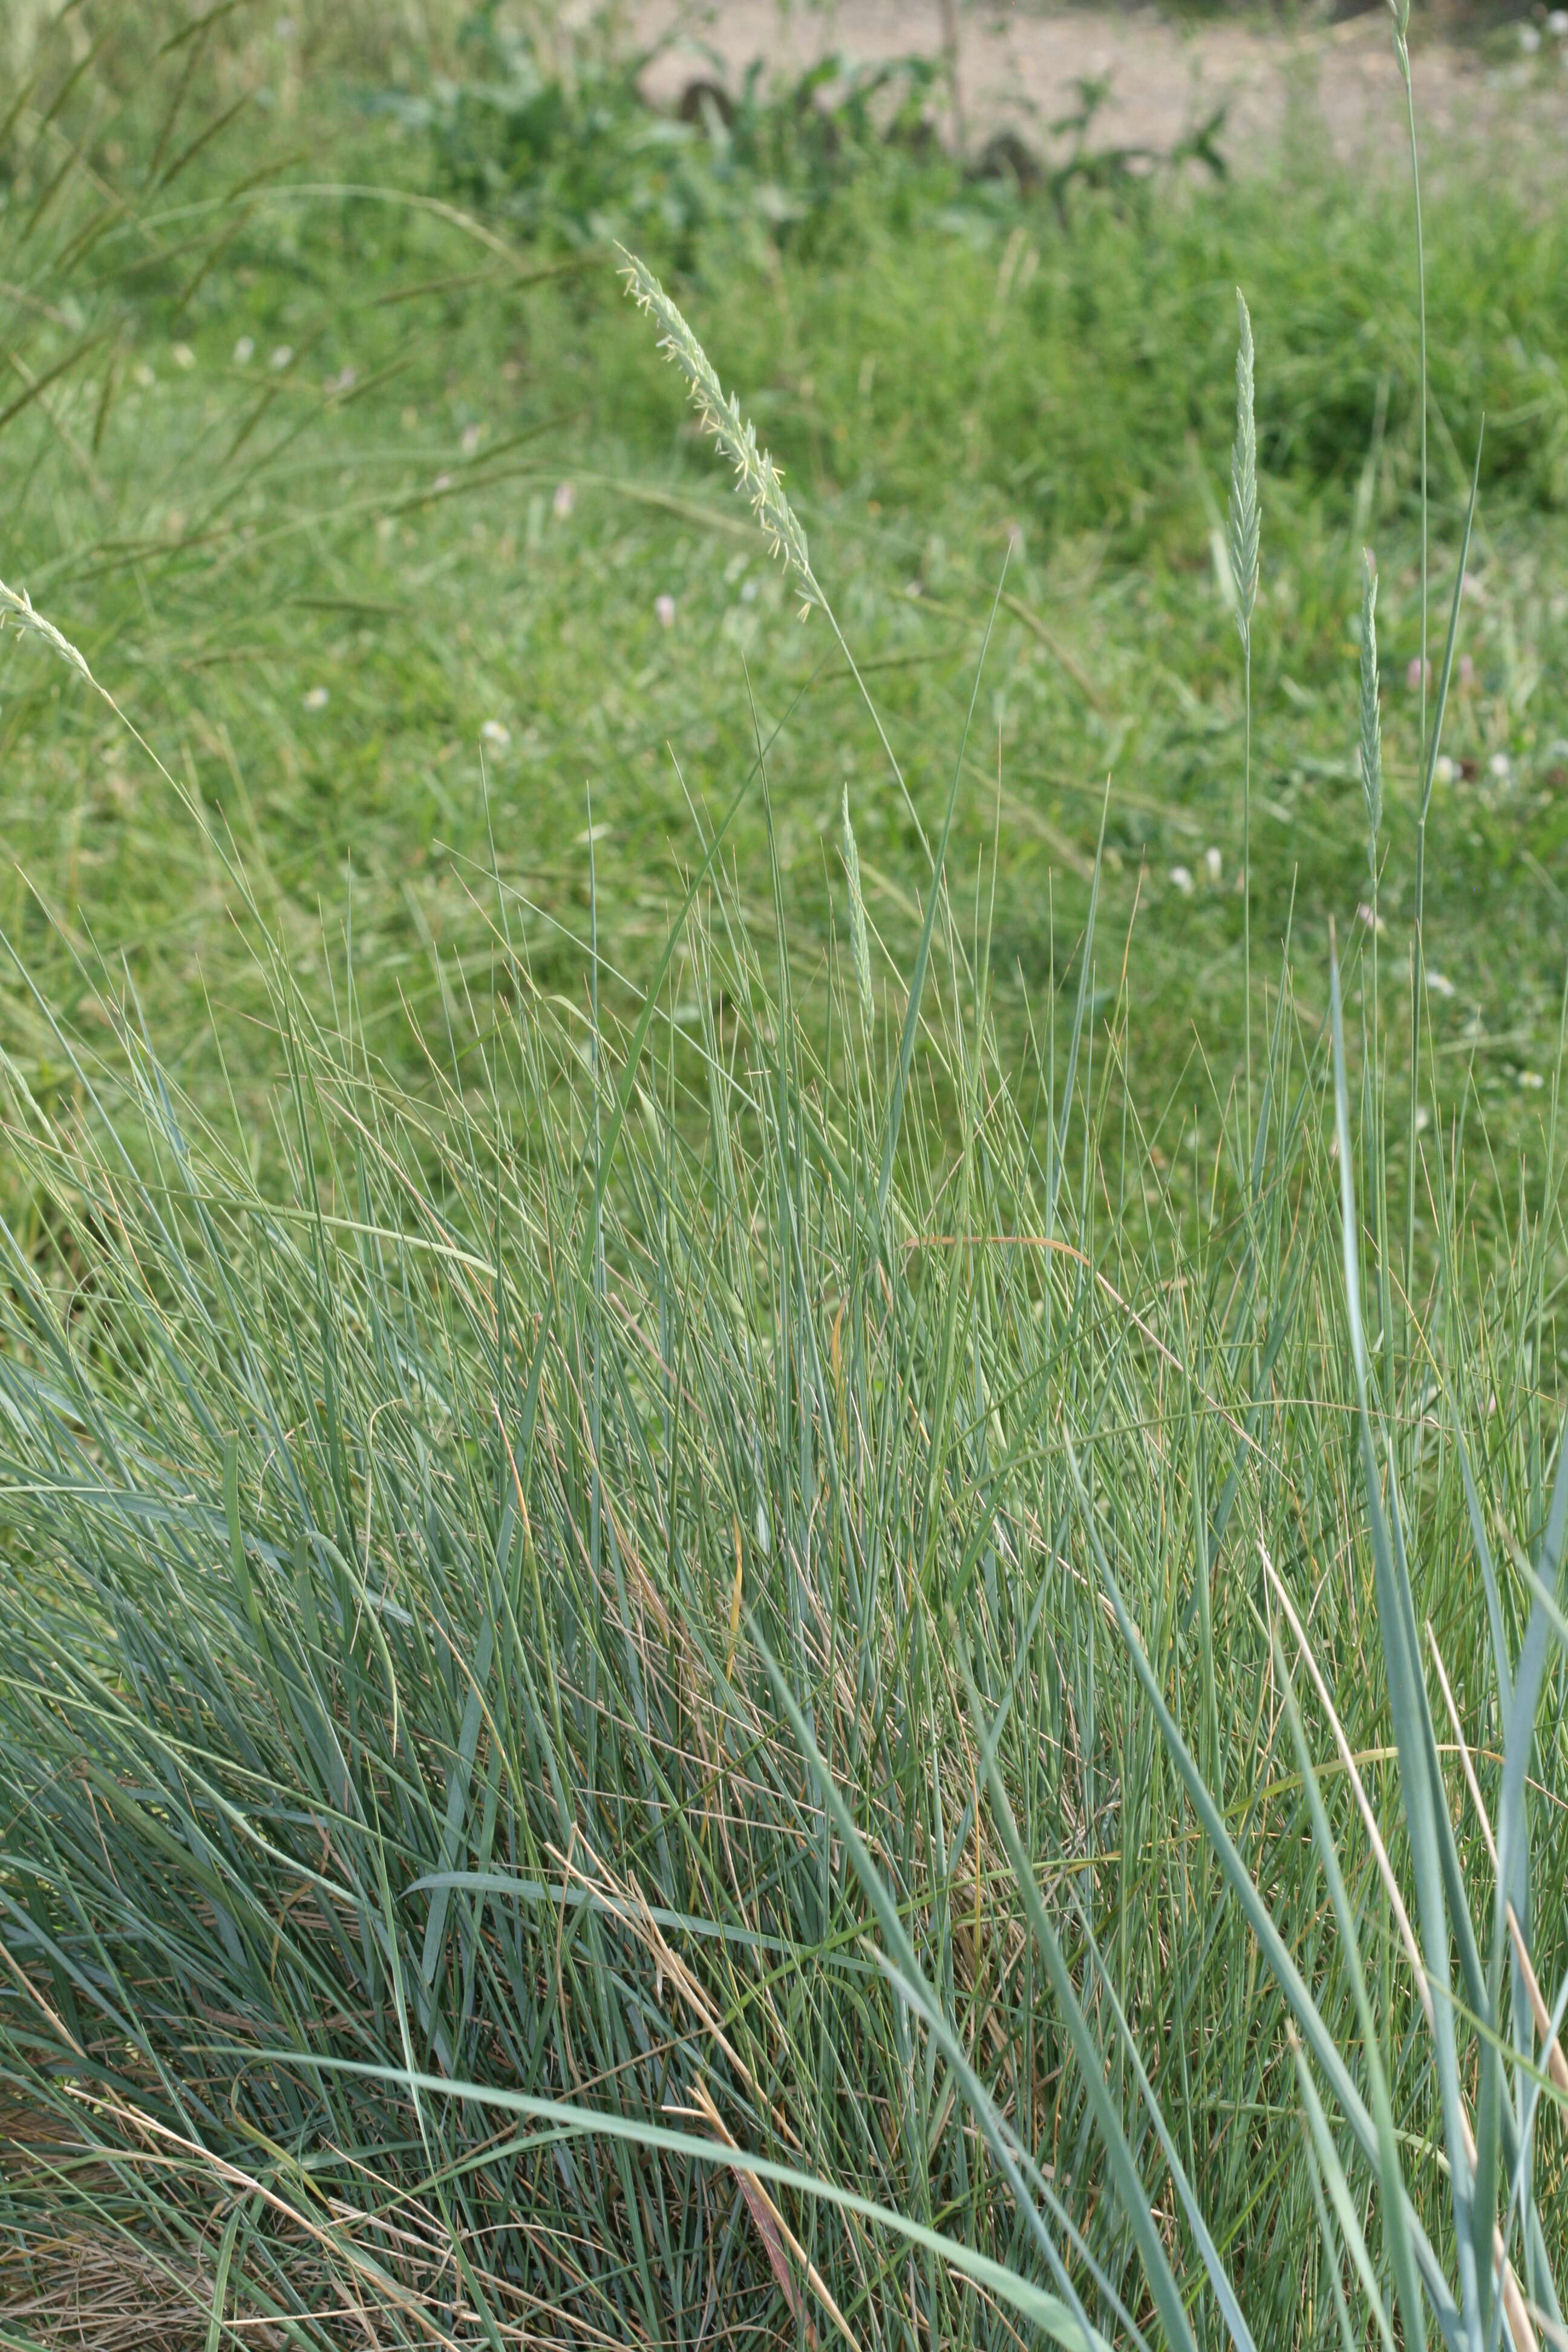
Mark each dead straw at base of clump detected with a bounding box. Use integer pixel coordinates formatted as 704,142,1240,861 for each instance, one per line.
0,2234,244,2352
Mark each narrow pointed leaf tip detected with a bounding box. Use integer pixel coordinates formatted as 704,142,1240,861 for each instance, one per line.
841,787,874,1025
1228,290,1259,644
617,246,816,610
1359,551,1383,845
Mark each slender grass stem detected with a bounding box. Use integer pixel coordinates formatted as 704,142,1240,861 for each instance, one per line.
1401,44,1428,1307
1229,290,1259,1152
1243,637,1252,1140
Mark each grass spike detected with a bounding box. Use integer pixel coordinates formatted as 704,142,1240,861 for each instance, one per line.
618,245,817,613
1227,290,1259,645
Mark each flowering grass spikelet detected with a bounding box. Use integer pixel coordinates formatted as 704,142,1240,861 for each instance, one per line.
1227,290,1259,647
1387,0,1411,71
0,575,93,684
1359,551,1383,846
618,246,817,613
841,786,874,1025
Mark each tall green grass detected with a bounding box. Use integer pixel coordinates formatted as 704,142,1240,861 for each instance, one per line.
3,12,1565,1200
2,15,1567,2352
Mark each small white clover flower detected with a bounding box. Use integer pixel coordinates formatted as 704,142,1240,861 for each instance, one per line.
1169,864,1194,896
480,719,511,748
302,685,330,711
655,594,676,629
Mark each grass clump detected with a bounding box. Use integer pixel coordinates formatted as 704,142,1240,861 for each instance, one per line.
1,13,1567,2348
1,246,1566,2352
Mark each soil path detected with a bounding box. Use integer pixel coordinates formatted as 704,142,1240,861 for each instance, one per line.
635,2,1568,178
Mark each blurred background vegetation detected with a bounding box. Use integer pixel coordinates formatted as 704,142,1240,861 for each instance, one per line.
0,0,1565,1242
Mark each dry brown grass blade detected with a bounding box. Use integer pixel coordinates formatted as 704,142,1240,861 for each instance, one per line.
679,2077,864,2352
1426,1617,1500,1871
904,1230,1258,1446
37,2091,456,2345
549,1836,809,2146
0,2232,289,2352
1508,1904,1568,2100
1264,1544,1541,2352
726,1511,744,1676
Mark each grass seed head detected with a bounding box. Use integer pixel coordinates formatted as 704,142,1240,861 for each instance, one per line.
618,246,817,615
1227,289,1259,647
0,575,93,684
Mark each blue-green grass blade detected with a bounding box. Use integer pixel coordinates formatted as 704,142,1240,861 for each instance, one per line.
1496,1413,1568,1967
1447,1400,1514,1720
874,563,1009,1240
204,2190,259,2352
246,2055,1113,2352
1299,2117,1365,2352
1064,1883,1258,2352
1292,2043,1397,2352
1272,1635,1426,2352
404,1867,878,1968
1419,437,1483,825
1058,1437,1460,2339
956,1639,1200,2352
1329,936,1480,2331
750,1625,1122,2350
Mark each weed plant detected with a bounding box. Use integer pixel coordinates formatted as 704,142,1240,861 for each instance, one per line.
384,5,953,253
2,9,1568,2350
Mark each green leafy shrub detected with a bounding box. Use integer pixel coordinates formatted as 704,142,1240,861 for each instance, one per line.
376,2,953,254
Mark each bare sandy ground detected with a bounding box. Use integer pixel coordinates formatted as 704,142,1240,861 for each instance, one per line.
631,2,1568,180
